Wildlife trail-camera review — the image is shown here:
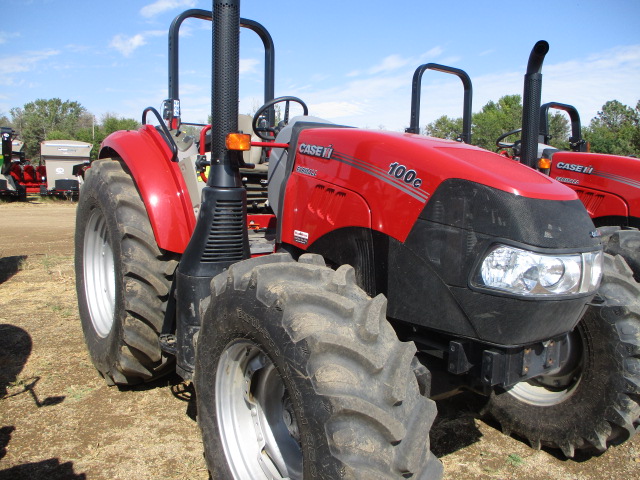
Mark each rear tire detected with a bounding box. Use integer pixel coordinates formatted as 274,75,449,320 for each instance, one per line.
75,158,179,385
195,253,442,479
485,253,640,457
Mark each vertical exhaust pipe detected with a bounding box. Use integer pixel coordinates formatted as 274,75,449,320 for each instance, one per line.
520,40,549,169
174,0,249,378
209,0,241,188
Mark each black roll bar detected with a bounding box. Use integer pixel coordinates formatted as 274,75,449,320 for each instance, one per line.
406,63,473,144
164,8,275,126
539,102,586,152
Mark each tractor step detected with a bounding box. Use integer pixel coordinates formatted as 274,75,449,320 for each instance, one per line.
248,228,276,255
159,333,178,356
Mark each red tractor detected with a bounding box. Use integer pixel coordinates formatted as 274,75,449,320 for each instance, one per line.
487,41,640,458
75,3,606,478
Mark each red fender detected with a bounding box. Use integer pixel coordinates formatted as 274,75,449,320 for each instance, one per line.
99,125,195,253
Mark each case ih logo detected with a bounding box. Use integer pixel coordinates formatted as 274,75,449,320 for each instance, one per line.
298,143,333,159
556,162,594,174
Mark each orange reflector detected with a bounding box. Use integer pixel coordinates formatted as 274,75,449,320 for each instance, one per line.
226,133,251,151
538,158,552,170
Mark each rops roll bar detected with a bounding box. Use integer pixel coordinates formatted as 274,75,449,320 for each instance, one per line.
406,63,472,144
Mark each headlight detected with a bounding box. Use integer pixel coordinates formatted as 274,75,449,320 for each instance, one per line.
473,244,603,296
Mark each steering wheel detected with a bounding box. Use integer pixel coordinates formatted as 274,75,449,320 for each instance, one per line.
496,127,522,149
252,96,308,141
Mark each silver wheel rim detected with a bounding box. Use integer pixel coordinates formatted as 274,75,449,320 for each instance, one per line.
83,208,116,338
507,330,583,406
216,340,303,480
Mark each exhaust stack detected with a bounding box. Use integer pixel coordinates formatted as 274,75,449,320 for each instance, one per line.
209,0,242,188
174,0,249,379
520,40,549,169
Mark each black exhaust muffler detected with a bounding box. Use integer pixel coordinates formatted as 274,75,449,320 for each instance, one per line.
520,40,549,169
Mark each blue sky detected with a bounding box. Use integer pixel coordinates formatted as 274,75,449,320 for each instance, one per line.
2,0,639,132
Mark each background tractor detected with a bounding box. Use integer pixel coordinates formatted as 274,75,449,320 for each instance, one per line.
486,42,640,458
75,2,606,478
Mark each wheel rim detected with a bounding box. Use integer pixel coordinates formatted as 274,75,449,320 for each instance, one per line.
216,340,303,480
83,208,116,338
507,329,584,406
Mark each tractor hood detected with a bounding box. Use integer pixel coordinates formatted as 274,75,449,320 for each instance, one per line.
281,125,600,346
289,127,580,243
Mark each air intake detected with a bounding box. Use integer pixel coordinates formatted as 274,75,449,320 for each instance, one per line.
201,199,245,262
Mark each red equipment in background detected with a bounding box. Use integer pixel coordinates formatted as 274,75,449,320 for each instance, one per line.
8,161,47,195
538,102,640,228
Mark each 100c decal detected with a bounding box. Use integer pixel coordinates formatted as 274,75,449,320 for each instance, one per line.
388,162,422,188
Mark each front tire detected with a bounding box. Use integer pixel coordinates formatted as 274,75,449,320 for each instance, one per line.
194,253,442,479
485,253,640,457
75,159,179,385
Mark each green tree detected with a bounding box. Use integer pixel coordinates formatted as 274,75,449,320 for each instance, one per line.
425,94,571,152
583,100,640,156
74,113,141,160
10,98,86,158
471,95,523,151
103,115,139,135
0,112,10,128
545,112,570,150
424,115,463,141
425,95,524,151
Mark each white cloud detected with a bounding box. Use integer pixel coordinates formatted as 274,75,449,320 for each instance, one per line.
240,58,259,75
420,46,444,60
347,47,444,79
473,44,640,125
110,34,147,57
146,30,168,38
0,49,60,86
0,32,20,44
309,101,367,119
140,0,197,18
131,44,639,134
368,54,412,74
440,56,462,66
109,30,165,57
276,44,640,132
1,49,59,74
65,44,91,53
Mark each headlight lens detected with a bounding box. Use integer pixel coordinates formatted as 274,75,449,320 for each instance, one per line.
474,245,603,296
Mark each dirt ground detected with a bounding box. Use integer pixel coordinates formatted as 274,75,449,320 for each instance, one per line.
0,199,638,480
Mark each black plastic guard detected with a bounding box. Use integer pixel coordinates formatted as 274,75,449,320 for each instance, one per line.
386,179,600,346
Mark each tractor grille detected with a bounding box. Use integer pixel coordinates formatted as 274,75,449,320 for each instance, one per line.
201,198,245,263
